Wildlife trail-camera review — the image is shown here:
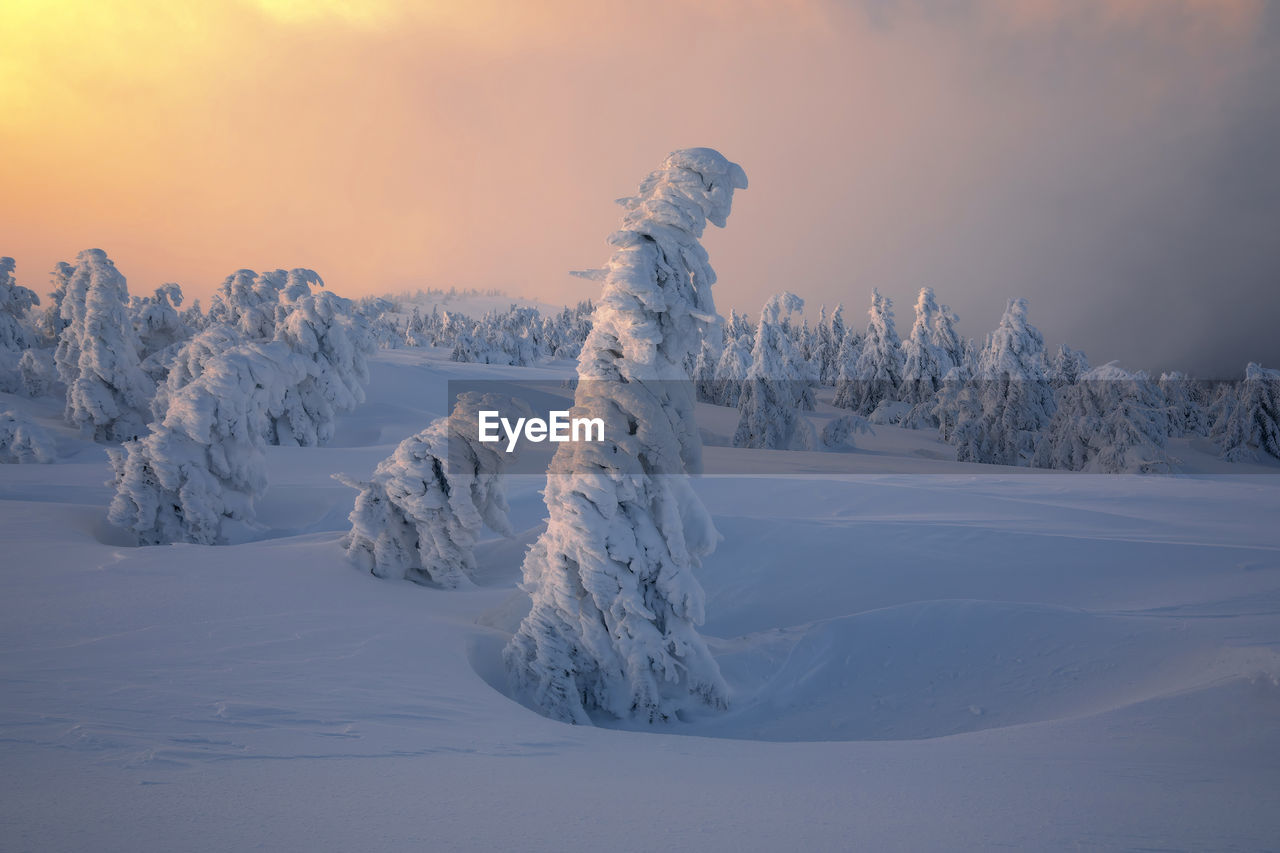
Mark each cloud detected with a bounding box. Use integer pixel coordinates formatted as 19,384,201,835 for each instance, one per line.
0,0,1274,374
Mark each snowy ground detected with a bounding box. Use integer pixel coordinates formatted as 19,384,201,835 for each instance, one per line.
2,349,1279,851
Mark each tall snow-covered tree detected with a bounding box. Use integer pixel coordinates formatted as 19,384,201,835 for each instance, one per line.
505,148,747,725
1034,363,1171,473
1214,363,1280,462
0,257,42,394
900,287,956,405
946,298,1055,466
733,292,816,449
107,340,308,545
338,393,528,588
58,250,154,442
835,289,902,414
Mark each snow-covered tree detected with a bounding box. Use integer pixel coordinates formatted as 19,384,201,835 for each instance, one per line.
17,349,57,398
269,289,373,447
1049,344,1090,389
945,298,1055,466
823,304,846,386
1034,363,1171,473
505,148,747,725
133,282,190,365
0,257,40,351
0,410,56,464
0,257,43,393
58,250,154,442
733,292,816,450
1159,371,1210,438
835,289,902,414
900,287,957,406
710,324,752,407
693,334,721,404
337,393,528,588
107,340,308,545
1214,363,1280,462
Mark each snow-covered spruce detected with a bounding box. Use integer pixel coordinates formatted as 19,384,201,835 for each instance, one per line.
132,283,191,374
1159,371,1210,438
504,148,747,725
107,340,308,545
57,250,154,442
834,288,903,414
1049,344,1090,388
0,410,56,464
711,318,752,406
269,289,373,446
0,257,43,394
337,393,528,588
945,298,1055,466
1033,363,1171,473
899,287,957,406
733,292,817,450
1213,363,1280,462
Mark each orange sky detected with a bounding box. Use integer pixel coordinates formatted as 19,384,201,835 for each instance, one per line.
2,0,1274,374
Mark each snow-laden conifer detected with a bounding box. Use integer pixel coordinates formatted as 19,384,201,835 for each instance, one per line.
835,289,902,414
945,298,1055,465
1034,363,1171,473
733,292,817,449
1214,363,1280,461
0,257,42,394
1160,371,1210,438
107,340,308,545
338,393,528,588
505,148,747,725
900,287,957,406
0,410,56,464
58,250,154,442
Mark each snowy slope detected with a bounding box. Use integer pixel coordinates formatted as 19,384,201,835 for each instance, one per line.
2,349,1279,851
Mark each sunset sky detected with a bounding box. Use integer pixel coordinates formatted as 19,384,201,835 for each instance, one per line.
2,0,1277,374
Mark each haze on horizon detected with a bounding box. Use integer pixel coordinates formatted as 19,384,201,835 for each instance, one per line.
2,0,1276,376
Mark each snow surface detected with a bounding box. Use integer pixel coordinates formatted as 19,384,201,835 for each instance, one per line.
2,348,1279,851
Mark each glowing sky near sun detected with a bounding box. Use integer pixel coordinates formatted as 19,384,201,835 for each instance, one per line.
2,0,1275,373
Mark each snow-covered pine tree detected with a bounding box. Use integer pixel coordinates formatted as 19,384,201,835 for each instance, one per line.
133,283,190,365
733,292,817,449
823,304,846,386
946,298,1055,466
834,289,902,414
693,334,721,404
0,257,42,394
711,322,752,407
1049,344,1090,389
107,340,308,545
1034,362,1171,473
0,409,56,464
1159,371,1210,438
337,393,529,588
269,289,373,447
505,148,747,725
1213,363,1280,461
59,250,155,442
900,287,955,406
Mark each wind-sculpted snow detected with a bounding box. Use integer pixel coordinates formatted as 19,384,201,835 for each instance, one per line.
505,149,747,725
